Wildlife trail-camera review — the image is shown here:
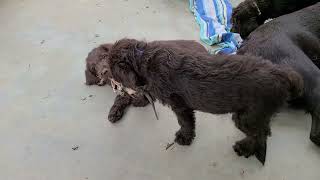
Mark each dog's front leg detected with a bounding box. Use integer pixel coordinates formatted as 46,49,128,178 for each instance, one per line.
170,94,195,145
108,94,132,123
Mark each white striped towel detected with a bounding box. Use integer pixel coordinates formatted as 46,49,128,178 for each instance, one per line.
189,0,242,54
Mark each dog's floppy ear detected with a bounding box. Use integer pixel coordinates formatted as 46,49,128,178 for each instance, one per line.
109,39,147,88
112,61,139,88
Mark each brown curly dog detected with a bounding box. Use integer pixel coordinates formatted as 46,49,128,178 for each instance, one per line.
108,38,303,164
85,40,208,123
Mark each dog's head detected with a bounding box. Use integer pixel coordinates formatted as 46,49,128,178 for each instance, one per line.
108,38,147,91
231,0,264,38
85,44,113,86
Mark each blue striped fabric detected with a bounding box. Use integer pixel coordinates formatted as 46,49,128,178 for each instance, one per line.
189,0,242,54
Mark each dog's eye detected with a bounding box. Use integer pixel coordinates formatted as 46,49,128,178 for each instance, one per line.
100,54,108,59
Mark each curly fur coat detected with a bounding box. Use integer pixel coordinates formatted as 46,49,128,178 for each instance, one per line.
108,38,303,164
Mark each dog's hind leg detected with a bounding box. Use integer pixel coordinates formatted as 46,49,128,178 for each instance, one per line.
232,108,272,165
310,104,320,146
170,94,196,145
232,111,250,134
233,134,267,164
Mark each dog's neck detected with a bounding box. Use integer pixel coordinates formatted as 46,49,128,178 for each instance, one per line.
129,47,145,76
132,45,152,81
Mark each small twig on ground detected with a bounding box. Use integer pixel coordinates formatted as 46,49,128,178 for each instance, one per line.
240,169,245,176
211,162,218,167
81,95,94,101
165,142,175,150
42,92,51,99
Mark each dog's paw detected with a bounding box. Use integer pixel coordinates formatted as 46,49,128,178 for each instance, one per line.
233,137,267,165
233,137,256,158
108,114,121,123
174,130,195,145
107,110,124,123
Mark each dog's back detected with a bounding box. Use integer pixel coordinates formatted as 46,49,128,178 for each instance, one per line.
232,0,319,37
238,3,320,57
145,47,303,114
237,3,319,98
109,38,302,114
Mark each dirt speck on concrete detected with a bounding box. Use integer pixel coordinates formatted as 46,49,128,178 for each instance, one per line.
72,146,79,151
210,162,218,167
240,169,245,176
81,95,95,101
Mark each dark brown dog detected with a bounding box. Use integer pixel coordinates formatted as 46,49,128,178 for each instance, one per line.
108,38,303,164
231,0,319,38
85,40,208,123
237,3,320,146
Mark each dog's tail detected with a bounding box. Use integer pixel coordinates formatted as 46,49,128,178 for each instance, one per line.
281,66,304,99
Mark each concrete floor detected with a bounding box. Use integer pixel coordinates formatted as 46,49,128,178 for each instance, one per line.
0,0,319,179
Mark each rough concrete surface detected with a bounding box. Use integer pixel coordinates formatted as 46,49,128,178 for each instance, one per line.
0,0,319,180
